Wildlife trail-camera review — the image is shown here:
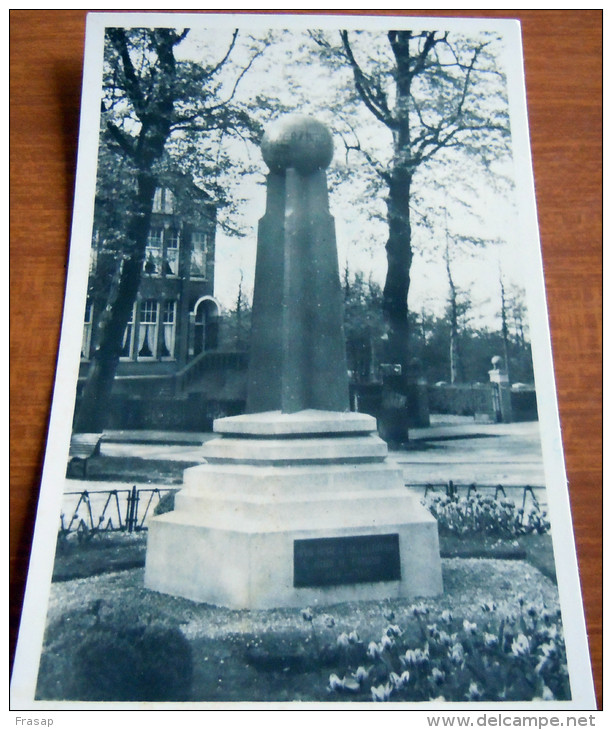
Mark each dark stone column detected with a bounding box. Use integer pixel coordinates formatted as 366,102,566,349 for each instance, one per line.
247,115,349,415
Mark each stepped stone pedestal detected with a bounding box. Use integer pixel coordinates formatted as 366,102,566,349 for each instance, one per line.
145,410,442,608
145,114,443,609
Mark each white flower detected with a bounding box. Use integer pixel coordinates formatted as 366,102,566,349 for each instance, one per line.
463,619,477,635
389,671,401,688
336,632,350,648
449,643,465,665
329,673,359,693
402,646,429,666
511,633,530,656
348,630,360,644
545,625,559,641
353,665,370,684
328,673,344,691
380,633,395,651
400,649,415,667
440,610,453,624
437,630,453,647
323,614,335,628
386,624,402,637
541,685,555,701
430,668,445,684
371,683,393,702
536,641,557,673
367,641,380,659
483,632,498,648
540,641,557,658
341,676,360,692
389,670,410,689
467,681,483,700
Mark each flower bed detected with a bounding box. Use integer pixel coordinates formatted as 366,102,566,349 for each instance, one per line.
324,598,568,702
424,492,550,537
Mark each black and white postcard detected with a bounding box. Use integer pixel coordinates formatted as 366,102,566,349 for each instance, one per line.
10,12,597,711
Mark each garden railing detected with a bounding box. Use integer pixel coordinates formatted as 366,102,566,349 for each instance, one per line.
409,480,545,521
60,486,175,536
59,482,544,538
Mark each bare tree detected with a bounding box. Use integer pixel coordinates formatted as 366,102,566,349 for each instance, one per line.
75,28,265,432
312,30,511,399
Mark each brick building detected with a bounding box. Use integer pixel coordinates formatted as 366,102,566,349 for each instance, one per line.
77,183,245,430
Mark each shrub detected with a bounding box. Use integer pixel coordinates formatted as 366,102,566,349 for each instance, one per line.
36,603,192,702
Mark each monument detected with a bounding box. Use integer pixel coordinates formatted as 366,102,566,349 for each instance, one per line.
145,114,443,609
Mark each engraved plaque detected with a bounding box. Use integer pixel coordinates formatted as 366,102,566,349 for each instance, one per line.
293,533,401,587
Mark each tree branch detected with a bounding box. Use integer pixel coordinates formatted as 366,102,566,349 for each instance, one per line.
205,29,239,78
340,30,396,129
339,122,392,184
105,120,136,157
106,28,146,115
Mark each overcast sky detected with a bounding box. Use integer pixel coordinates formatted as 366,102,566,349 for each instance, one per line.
175,22,526,331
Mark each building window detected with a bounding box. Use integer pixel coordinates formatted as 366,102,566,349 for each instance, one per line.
137,299,158,359
160,300,176,358
147,227,163,247
145,227,163,275
153,188,175,214
82,300,93,359
165,229,180,276
153,188,163,213
120,305,136,359
190,231,208,278
145,227,181,276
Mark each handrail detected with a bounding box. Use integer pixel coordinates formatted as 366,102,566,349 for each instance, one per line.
175,350,248,392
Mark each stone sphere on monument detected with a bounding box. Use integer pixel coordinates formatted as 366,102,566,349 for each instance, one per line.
261,114,334,174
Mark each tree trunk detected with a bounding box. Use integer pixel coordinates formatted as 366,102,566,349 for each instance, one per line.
382,169,413,374
449,306,460,385
74,174,157,432
500,275,511,381
446,246,461,384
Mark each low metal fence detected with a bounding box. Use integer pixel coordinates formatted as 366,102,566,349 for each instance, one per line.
59,486,175,536
407,480,545,515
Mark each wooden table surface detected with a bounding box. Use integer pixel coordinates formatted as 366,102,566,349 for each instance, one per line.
10,10,602,708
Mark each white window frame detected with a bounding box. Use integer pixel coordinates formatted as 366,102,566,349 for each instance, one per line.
137,299,159,360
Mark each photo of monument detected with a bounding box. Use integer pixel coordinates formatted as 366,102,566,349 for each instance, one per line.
10,12,596,709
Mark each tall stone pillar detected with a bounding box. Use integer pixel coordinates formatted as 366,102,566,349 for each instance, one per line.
145,115,443,609
247,115,349,414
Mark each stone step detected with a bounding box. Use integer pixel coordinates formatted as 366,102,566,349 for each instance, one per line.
173,487,430,532
201,433,387,465
182,461,404,495
213,409,377,437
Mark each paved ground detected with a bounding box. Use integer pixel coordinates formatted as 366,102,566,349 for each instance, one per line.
62,417,550,529
100,417,547,486
396,420,546,487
